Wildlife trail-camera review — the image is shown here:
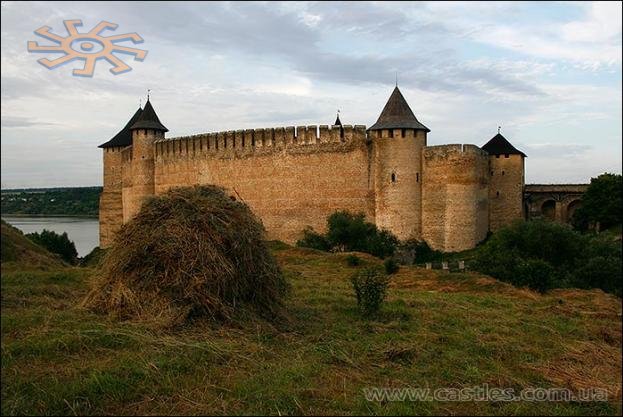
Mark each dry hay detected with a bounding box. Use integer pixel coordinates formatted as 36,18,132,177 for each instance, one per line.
82,185,288,326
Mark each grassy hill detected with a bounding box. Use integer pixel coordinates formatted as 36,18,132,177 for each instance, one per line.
1,245,621,415
1,219,65,270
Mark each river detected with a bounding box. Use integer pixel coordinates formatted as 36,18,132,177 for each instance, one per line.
2,216,99,257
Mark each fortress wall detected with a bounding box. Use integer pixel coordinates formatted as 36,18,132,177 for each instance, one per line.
99,147,123,247
373,129,425,240
120,146,134,223
422,144,489,252
489,154,524,231
153,125,375,242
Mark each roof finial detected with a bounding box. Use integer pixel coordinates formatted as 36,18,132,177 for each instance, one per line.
139,97,142,109
395,72,398,87
147,89,151,101
498,125,501,134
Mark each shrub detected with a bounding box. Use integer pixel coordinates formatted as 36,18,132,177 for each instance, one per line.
571,256,622,297
473,219,622,295
350,267,389,317
325,211,398,258
26,229,78,265
346,254,361,266
514,259,555,293
296,227,331,251
383,258,399,275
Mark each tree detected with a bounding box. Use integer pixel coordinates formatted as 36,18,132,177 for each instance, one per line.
26,229,78,265
572,173,622,232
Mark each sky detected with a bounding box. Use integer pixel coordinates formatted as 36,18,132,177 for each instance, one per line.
1,1,621,188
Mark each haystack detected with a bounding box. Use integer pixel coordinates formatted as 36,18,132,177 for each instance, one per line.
82,185,287,326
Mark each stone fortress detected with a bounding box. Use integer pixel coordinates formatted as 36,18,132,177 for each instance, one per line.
98,86,585,252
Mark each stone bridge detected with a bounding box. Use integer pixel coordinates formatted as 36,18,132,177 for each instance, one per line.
524,184,588,223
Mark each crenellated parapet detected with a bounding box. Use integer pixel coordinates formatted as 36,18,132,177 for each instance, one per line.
153,124,368,161
423,144,488,160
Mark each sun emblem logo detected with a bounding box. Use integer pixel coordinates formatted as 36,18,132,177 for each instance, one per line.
27,20,147,77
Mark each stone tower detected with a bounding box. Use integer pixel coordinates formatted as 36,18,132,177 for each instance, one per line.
482,132,526,231
369,86,429,240
123,99,168,222
98,107,143,248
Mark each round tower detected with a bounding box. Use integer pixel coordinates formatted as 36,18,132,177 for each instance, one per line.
98,106,143,248
125,98,168,221
481,131,526,232
370,86,429,240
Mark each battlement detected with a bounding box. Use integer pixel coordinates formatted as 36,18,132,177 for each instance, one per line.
423,144,488,159
153,124,367,160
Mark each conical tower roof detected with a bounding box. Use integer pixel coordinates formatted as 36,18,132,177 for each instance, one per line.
482,133,526,157
369,86,429,132
334,113,342,126
130,99,168,132
98,107,143,148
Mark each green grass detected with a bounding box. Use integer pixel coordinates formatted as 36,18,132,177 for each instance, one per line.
2,248,621,415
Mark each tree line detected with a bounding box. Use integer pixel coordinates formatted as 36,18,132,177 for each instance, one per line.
1,187,102,216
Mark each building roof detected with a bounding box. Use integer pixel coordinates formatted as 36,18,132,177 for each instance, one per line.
334,113,342,126
481,133,526,157
98,107,143,148
130,99,168,132
368,86,430,132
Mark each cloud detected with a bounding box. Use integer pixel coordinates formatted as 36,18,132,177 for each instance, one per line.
0,1,620,188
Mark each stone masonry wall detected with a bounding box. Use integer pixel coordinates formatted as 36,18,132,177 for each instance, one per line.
152,125,375,243
488,154,524,231
373,128,425,240
421,144,490,252
99,147,123,248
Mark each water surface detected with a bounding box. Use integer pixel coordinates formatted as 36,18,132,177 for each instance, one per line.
2,216,99,257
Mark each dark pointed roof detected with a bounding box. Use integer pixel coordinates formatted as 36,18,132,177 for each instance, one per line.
369,86,430,132
334,113,342,126
98,107,143,148
482,133,526,157
130,99,168,132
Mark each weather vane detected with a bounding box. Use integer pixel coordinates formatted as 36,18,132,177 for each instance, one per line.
147,89,151,101
498,126,501,134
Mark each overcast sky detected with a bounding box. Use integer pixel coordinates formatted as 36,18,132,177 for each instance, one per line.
1,1,621,188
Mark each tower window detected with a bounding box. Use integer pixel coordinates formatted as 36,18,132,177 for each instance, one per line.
496,155,500,158
504,154,509,158
391,173,396,183
502,170,505,176
401,129,406,137
416,172,419,182
490,170,494,176
496,191,500,197
388,130,394,138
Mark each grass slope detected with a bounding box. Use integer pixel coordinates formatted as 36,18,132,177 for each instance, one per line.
1,219,64,270
1,246,621,415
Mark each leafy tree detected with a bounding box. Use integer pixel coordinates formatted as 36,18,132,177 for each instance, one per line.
26,229,78,264
572,173,622,232
473,219,621,296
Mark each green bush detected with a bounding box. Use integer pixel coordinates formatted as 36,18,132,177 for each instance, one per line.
296,211,398,258
514,259,555,293
350,267,389,317
345,254,361,266
571,256,622,297
383,258,399,275
26,229,78,265
473,220,621,295
296,227,331,251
